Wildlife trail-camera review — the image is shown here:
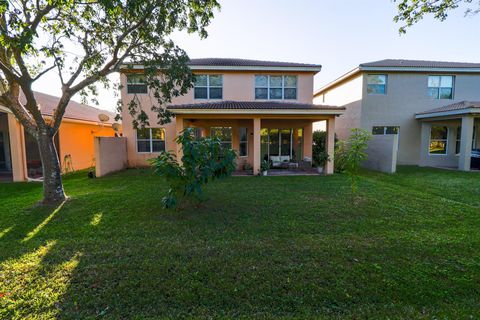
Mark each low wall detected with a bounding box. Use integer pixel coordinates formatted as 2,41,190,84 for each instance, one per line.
363,135,399,173
94,137,127,177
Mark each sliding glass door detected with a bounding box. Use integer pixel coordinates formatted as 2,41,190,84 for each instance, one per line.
260,128,303,163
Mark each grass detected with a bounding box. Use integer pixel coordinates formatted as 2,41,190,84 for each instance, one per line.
0,166,479,319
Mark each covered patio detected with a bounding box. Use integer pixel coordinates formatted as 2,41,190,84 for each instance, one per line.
168,101,344,175
416,101,480,171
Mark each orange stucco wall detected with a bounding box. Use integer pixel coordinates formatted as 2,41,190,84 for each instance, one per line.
58,121,117,171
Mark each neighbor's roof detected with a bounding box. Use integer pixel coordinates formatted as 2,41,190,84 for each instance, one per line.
168,100,344,115
415,101,480,119
19,91,117,124
315,59,480,96
123,58,322,73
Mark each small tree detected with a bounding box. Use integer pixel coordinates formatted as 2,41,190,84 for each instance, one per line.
312,130,327,165
0,0,219,204
150,128,237,209
337,128,371,194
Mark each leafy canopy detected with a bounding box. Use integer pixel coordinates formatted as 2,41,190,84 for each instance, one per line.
394,0,479,33
150,128,237,208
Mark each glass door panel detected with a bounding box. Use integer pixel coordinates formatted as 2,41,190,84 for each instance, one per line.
280,129,291,157
269,129,279,157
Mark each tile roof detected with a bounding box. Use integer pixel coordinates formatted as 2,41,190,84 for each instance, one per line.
168,100,343,111
19,91,117,124
360,59,480,69
188,58,322,69
417,101,480,115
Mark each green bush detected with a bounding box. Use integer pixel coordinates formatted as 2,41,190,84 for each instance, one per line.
150,128,237,208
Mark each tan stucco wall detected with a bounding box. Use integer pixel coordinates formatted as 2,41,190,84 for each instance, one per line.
314,74,363,140
94,137,128,177
58,121,117,171
120,70,318,168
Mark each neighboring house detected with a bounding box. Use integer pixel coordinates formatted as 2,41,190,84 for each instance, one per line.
314,59,480,171
0,91,119,182
120,58,344,174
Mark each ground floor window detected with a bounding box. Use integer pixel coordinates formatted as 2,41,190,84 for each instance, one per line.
455,126,477,154
429,126,448,155
372,126,399,135
239,127,248,157
210,127,232,150
137,128,165,153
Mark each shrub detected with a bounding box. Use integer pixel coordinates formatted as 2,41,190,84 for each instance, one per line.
150,128,237,208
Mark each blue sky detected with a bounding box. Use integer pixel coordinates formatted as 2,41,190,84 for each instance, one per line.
33,0,480,112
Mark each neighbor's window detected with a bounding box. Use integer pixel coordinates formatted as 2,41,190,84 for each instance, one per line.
126,74,148,94
429,126,448,155
455,126,477,154
239,127,248,157
367,74,387,95
210,127,232,149
372,126,399,135
255,75,297,100
194,75,223,99
137,128,165,153
428,75,454,99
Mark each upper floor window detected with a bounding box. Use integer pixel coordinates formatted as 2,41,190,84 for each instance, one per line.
372,126,399,135
367,74,387,95
194,75,223,99
127,74,147,94
137,128,165,153
428,75,454,99
255,75,297,100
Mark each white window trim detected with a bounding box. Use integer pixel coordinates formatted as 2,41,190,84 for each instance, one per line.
194,75,223,100
239,127,248,157
254,75,298,100
136,128,165,154
366,74,388,95
429,126,449,156
427,75,455,100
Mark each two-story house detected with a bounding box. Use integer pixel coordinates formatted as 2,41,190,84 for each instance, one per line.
314,59,480,171
120,58,345,175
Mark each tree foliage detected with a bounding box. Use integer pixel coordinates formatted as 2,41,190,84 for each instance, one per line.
0,0,219,204
312,130,327,167
394,0,479,33
150,128,237,208
335,128,371,194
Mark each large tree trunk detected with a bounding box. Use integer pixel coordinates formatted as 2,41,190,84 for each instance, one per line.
37,130,66,204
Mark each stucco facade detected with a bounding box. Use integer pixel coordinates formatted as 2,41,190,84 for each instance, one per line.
120,59,343,175
315,60,480,169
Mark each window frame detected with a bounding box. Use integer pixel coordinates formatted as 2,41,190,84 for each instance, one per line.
427,75,455,100
429,126,449,156
372,126,400,135
239,127,248,157
136,128,166,154
210,126,233,150
455,125,477,155
254,75,298,100
366,74,388,95
126,74,148,94
194,74,223,100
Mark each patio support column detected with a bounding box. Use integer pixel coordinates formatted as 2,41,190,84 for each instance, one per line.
8,113,27,181
303,122,313,161
419,122,431,167
253,117,261,175
175,116,184,164
326,117,335,175
458,115,474,171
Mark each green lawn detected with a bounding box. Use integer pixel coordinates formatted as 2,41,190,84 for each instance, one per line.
0,167,479,319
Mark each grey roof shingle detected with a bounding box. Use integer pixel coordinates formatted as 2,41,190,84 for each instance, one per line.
361,59,480,69
168,100,343,111
188,58,321,69
417,101,480,115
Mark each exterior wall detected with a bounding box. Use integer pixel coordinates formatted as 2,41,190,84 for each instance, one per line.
7,113,27,181
58,121,117,171
120,70,317,168
314,74,363,140
363,135,399,173
94,137,127,177
361,72,480,165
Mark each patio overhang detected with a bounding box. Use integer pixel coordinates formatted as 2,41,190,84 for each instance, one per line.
415,101,480,120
